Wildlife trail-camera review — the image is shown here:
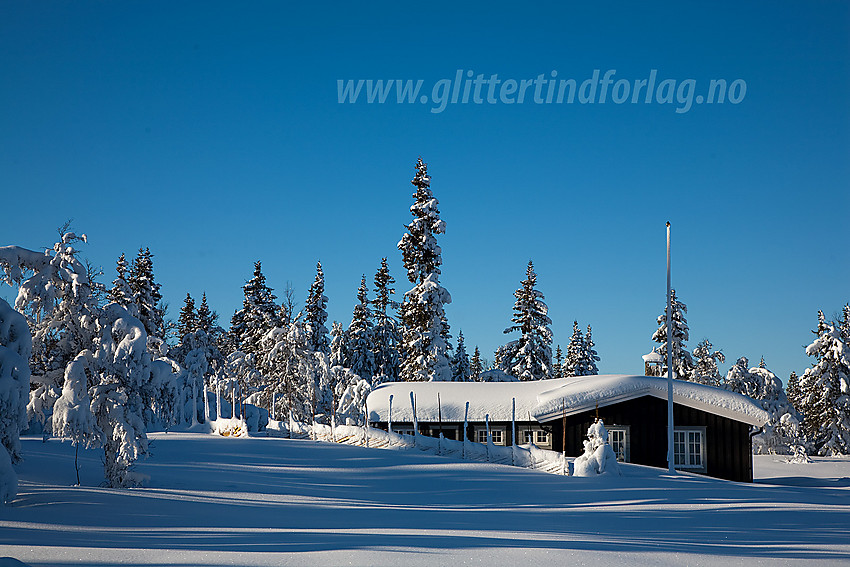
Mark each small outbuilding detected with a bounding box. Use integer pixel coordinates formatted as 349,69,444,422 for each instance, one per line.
366,375,768,482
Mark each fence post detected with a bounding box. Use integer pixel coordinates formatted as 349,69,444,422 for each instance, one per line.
388,394,394,436
463,401,469,460
485,413,491,463
364,398,369,448
437,393,442,456
511,398,516,467
410,391,417,449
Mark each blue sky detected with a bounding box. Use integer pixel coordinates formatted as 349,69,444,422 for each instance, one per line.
1,1,848,381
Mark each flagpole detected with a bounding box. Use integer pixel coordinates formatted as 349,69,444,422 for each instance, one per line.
666,221,675,474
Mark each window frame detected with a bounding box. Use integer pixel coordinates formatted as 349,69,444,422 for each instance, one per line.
476,427,505,445
673,427,707,472
607,426,631,463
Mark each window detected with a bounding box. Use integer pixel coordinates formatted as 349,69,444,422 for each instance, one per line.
609,428,629,462
674,429,705,470
476,428,504,445
535,430,549,445
522,429,550,445
396,428,415,437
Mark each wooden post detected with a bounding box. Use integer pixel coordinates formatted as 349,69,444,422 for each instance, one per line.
561,400,566,475
410,392,417,449
437,393,442,456
485,413,491,462
511,397,516,466
388,394,394,435
463,401,469,460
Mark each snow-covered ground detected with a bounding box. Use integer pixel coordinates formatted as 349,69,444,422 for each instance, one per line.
1,433,849,567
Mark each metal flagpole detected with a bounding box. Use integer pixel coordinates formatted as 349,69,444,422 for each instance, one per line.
666,221,676,474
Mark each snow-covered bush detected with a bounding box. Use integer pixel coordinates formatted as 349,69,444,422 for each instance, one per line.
0,233,99,431
726,357,803,454
335,374,370,426
573,419,622,477
51,303,152,487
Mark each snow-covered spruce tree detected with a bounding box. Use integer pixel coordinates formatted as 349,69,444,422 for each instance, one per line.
581,325,600,376
451,330,471,382
262,321,306,422
573,419,622,477
128,247,164,341
786,371,802,412
330,321,347,368
196,293,217,335
52,303,152,487
691,339,725,387
371,258,401,384
304,261,330,356
469,346,483,381
177,293,197,340
0,298,31,465
496,261,552,381
796,311,850,455
107,253,137,316
193,293,226,379
230,261,281,355
346,275,376,382
651,288,694,380
553,345,564,379
397,158,452,382
563,321,584,377
0,232,99,431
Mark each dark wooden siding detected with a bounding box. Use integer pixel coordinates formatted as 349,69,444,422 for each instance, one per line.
542,395,754,482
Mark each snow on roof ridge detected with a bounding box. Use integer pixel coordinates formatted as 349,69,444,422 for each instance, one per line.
367,374,769,426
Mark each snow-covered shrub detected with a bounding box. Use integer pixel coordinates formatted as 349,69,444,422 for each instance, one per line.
0,297,32,463
0,233,99,431
51,304,152,487
335,374,370,426
573,419,622,477
727,357,803,454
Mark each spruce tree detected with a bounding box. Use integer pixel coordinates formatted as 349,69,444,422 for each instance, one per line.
651,289,694,379
128,247,164,339
372,258,401,384
304,261,330,355
495,261,553,380
451,330,471,382
786,371,801,411
108,253,136,314
553,345,564,379
564,321,584,377
581,325,600,375
177,293,197,340
397,158,452,381
797,311,850,455
691,338,725,387
470,346,483,381
346,275,376,381
196,293,218,333
230,261,280,355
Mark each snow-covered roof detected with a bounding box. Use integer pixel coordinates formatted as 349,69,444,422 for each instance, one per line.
642,349,664,363
366,375,769,427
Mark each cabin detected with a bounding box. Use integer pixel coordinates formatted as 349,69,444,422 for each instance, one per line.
366,375,768,482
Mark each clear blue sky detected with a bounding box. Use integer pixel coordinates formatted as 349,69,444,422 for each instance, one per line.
1,1,848,381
